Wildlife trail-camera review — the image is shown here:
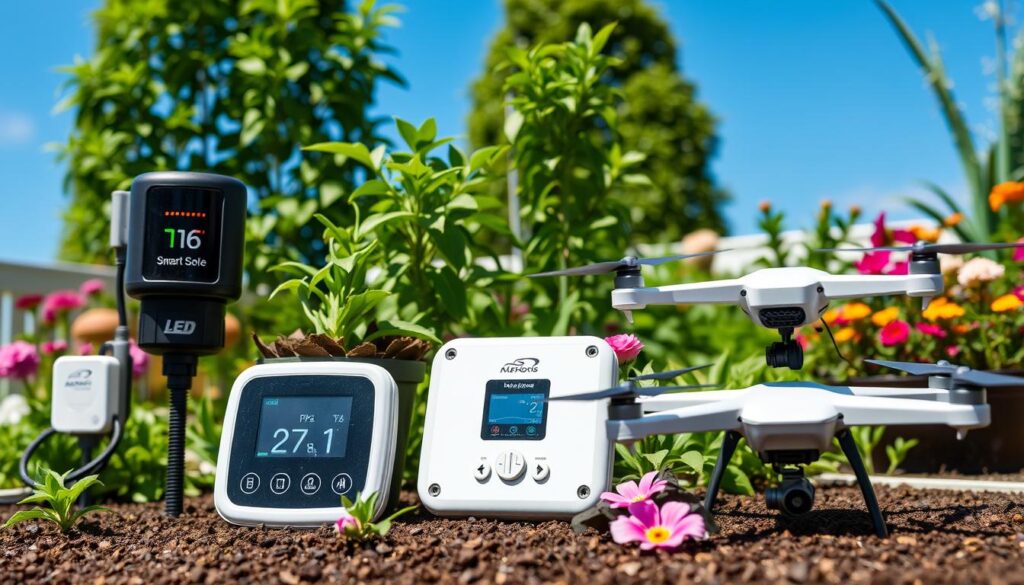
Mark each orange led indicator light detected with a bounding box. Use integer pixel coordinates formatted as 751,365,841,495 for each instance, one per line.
163,211,207,218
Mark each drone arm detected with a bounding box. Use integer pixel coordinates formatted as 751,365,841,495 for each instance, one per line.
608,401,742,442
639,389,745,413
820,273,943,301
834,394,989,428
611,279,744,310
846,386,944,401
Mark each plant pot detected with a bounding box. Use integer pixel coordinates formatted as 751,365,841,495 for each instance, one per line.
839,372,1024,474
258,355,425,510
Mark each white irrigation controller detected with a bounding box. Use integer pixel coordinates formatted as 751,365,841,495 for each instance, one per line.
214,361,398,527
418,336,618,518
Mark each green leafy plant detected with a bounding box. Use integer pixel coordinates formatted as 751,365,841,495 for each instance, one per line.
4,470,108,533
885,436,921,475
334,491,416,540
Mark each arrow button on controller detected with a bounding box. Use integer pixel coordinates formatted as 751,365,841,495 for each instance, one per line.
495,450,526,481
473,460,491,482
532,460,550,482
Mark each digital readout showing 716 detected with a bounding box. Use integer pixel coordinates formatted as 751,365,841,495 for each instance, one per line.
141,186,223,283
254,396,353,459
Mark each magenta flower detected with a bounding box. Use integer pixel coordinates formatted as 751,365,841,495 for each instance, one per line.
1015,238,1024,262
888,260,908,275
610,500,706,550
41,290,84,323
79,278,105,297
891,228,917,244
915,322,947,339
1014,285,1024,301
129,340,150,379
42,340,69,354
879,320,910,346
600,471,668,508
14,294,43,311
605,334,644,363
334,509,361,536
855,251,891,275
0,341,41,380
870,212,887,247
946,345,961,358
78,342,94,355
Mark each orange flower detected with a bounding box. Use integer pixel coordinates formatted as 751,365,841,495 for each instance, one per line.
989,181,1024,212
759,200,772,213
944,212,964,227
991,294,1023,313
909,224,941,242
871,306,900,327
952,323,972,334
821,308,842,326
833,327,859,343
922,297,965,321
841,302,872,322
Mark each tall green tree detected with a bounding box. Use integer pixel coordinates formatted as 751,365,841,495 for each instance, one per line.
58,0,402,288
469,0,727,240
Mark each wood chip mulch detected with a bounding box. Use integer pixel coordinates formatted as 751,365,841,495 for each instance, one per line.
2,486,1023,584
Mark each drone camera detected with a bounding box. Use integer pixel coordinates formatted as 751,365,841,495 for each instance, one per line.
766,327,804,370
766,476,816,516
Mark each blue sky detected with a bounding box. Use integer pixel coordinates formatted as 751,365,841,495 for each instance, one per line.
0,1,1006,263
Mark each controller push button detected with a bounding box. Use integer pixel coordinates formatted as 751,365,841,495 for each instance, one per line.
495,450,526,481
531,460,550,482
473,460,491,482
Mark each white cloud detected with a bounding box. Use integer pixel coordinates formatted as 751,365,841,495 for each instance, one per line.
0,109,36,146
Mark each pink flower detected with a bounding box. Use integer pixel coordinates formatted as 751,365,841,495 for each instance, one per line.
892,228,917,244
888,260,908,275
605,334,643,363
946,345,961,358
855,251,891,275
78,342,94,355
879,320,910,346
795,333,809,350
129,340,150,379
915,322,947,339
14,294,43,311
42,340,69,354
1014,237,1024,262
610,500,706,550
0,341,41,380
79,279,105,297
870,213,887,247
600,471,668,508
41,290,84,323
1014,285,1024,301
334,509,361,536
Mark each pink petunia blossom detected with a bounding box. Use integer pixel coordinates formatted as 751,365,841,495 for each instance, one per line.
888,260,909,275
609,500,706,551
42,340,69,354
870,213,887,247
855,251,892,275
879,320,910,346
129,340,150,379
14,294,43,311
915,322,947,339
605,334,644,363
41,290,84,323
334,509,361,536
0,341,40,380
892,228,917,244
1014,237,1024,262
79,278,105,297
600,471,668,509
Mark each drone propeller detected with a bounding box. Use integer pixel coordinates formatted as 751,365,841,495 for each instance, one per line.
818,241,1024,256
628,363,713,382
550,382,718,402
528,250,728,278
866,359,1024,387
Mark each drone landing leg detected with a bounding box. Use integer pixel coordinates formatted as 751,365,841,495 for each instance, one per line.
837,430,888,538
704,430,742,512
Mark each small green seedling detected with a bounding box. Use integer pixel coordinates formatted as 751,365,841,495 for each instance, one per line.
334,491,416,540
3,470,109,533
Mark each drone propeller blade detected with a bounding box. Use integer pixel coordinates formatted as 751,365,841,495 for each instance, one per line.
818,241,1024,256
630,363,713,382
865,359,951,376
635,383,719,397
956,369,1024,387
548,384,633,402
527,250,730,279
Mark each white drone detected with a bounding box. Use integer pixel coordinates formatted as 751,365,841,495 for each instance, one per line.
534,239,1024,537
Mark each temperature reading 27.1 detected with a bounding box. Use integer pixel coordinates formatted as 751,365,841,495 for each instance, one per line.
255,396,353,459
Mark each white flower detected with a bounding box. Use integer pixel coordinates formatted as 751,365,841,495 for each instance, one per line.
957,257,1005,287
940,255,963,276
0,394,29,425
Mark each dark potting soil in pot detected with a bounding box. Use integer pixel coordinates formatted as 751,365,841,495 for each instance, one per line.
2,486,1022,584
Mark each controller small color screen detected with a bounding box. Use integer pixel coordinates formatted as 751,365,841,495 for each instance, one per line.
141,186,223,283
481,379,549,440
254,396,353,458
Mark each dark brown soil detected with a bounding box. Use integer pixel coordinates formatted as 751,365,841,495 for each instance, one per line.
2,486,1023,584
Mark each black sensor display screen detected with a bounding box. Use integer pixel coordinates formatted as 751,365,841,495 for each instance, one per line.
254,396,354,459
481,379,549,440
141,186,223,283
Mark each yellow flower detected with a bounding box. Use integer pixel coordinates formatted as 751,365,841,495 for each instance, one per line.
909,224,941,242
822,308,841,325
922,297,966,321
841,302,872,322
944,212,964,227
989,181,1024,212
833,327,858,343
991,294,1023,313
871,306,900,327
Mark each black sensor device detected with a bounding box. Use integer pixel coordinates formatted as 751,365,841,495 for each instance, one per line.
125,171,247,517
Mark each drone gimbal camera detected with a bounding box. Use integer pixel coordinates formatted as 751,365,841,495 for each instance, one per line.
125,171,246,517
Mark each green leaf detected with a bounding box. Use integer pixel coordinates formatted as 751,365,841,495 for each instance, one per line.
3,509,49,529
357,211,415,238
416,118,437,145
503,109,524,143
235,57,266,75
591,22,617,54
304,142,376,169
678,450,705,474
395,117,419,149
364,320,441,345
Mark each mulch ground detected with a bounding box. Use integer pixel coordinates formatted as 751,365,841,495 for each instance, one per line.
2,486,1023,584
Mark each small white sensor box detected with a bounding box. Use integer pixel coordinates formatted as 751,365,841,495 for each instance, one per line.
418,336,618,518
51,356,120,434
